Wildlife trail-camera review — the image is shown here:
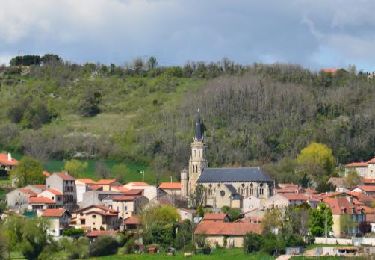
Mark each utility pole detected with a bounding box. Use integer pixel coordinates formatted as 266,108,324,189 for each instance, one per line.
325,208,328,244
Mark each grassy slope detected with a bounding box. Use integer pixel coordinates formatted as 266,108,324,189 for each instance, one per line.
0,75,204,184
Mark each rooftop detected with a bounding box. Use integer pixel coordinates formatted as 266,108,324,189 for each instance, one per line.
194,222,262,236
42,208,68,218
0,153,18,166
198,167,273,183
29,196,55,204
159,182,182,190
55,172,75,181
203,213,228,221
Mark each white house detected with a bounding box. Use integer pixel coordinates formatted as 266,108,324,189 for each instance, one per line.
41,208,71,236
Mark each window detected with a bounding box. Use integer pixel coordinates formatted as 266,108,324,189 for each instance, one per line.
81,219,85,225
220,190,225,197
194,150,196,157
93,215,96,218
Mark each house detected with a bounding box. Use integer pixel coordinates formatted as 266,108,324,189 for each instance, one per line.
46,172,77,211
71,205,120,231
264,194,289,209
194,221,262,247
75,179,95,203
275,183,301,194
264,193,318,209
102,195,148,220
37,189,64,207
79,190,123,208
95,179,120,191
6,188,38,211
0,152,18,174
28,196,56,211
178,208,195,222
323,197,365,237
41,208,71,236
203,213,229,222
123,216,141,232
123,182,157,201
353,185,375,196
159,182,182,196
345,157,375,179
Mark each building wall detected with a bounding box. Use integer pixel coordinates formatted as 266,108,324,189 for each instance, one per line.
75,183,88,203
332,214,342,238
264,194,289,209
243,196,263,212
6,189,29,210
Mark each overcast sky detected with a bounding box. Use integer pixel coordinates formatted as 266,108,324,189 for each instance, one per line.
1,0,375,70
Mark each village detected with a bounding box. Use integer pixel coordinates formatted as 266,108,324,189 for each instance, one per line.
1,113,375,259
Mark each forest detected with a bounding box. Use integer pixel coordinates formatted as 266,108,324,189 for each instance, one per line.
0,55,374,183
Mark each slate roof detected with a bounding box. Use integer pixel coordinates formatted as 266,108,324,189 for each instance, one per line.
225,184,238,194
197,167,272,183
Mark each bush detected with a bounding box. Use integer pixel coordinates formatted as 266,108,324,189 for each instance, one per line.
244,232,263,254
89,236,118,256
62,228,84,237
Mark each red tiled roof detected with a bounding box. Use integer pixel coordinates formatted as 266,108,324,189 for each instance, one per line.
56,172,75,181
88,184,103,191
110,186,129,193
159,182,181,190
356,186,375,192
346,162,368,167
29,196,55,204
76,178,95,184
31,184,46,190
0,153,18,166
42,208,67,217
45,188,62,195
124,216,141,225
86,230,117,238
323,197,354,215
368,157,375,164
126,182,149,186
194,222,262,236
362,179,375,184
281,194,309,201
96,179,117,185
203,213,228,221
43,171,51,177
19,188,37,197
123,189,143,196
112,195,136,202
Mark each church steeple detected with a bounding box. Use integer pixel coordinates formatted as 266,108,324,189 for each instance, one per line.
194,109,204,141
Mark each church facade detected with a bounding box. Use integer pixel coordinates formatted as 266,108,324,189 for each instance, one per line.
181,112,274,209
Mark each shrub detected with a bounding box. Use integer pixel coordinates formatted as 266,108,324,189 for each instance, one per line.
89,236,118,256
62,228,84,237
244,232,263,254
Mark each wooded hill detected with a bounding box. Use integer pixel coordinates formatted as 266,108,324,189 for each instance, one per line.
0,58,374,181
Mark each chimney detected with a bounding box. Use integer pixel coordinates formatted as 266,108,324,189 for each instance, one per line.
7,152,11,162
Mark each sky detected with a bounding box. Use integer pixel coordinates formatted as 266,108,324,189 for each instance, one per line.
1,0,375,71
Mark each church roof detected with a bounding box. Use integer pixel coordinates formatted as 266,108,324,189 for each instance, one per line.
197,167,273,183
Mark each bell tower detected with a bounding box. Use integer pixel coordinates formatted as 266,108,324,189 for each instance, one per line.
188,109,207,196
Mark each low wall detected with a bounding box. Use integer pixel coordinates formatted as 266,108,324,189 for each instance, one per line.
315,237,375,246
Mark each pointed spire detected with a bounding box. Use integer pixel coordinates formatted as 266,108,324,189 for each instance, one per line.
195,108,204,141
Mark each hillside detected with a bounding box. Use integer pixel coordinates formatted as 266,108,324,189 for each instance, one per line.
1,62,375,183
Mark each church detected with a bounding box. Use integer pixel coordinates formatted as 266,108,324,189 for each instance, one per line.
180,112,275,209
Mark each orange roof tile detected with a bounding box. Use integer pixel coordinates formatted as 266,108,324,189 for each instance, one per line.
0,153,18,166
357,185,375,192
31,184,46,190
346,162,368,167
126,182,149,186
43,171,51,177
96,179,117,185
159,182,181,190
195,222,262,236
29,196,55,204
368,157,375,164
281,194,309,201
88,184,103,191
45,188,63,195
42,208,67,217
55,172,75,181
76,178,95,184
203,213,228,221
19,188,37,197
321,68,338,74
110,186,129,193
123,189,143,196
323,197,355,215
124,216,141,225
112,195,136,202
362,179,375,184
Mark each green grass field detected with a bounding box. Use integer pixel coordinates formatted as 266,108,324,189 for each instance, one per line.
90,249,274,260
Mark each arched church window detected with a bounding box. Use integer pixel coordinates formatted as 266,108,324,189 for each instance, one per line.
259,183,264,195
220,190,225,197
